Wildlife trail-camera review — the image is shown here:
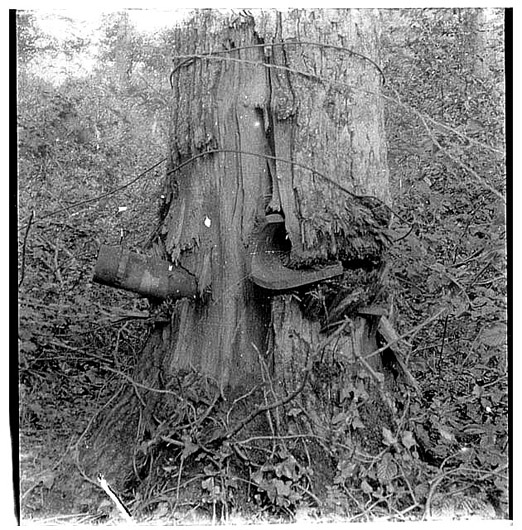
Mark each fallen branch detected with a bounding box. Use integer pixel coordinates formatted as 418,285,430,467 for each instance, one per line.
97,473,134,524
364,309,446,362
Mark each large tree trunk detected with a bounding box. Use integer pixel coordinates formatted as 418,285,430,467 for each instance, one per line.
159,8,390,389
82,9,397,518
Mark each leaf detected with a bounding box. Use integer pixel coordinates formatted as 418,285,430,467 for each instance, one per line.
274,479,291,498
361,480,373,494
332,412,347,425
480,324,507,347
415,483,429,500
401,430,417,449
337,461,357,482
351,416,366,429
201,477,214,491
181,437,199,459
382,427,397,446
377,453,397,484
251,470,263,485
437,425,455,442
276,457,300,480
427,273,442,293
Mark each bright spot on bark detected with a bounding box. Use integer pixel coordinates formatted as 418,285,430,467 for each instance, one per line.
254,121,261,127
204,216,211,228
118,206,128,213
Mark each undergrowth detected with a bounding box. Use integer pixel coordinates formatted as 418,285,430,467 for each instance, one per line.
18,8,508,523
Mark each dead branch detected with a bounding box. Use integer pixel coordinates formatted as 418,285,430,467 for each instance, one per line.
364,308,446,362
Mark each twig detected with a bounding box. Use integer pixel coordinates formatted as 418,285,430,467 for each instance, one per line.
423,474,445,520
341,483,366,513
18,209,34,288
225,384,261,427
167,147,360,199
353,345,385,385
352,493,394,522
258,351,278,456
174,454,185,513
102,366,183,399
254,342,283,441
223,362,312,442
452,248,484,268
390,502,421,520
295,483,322,507
481,374,507,389
437,314,449,385
52,242,63,288
160,435,184,448
32,387,123,485
396,459,417,506
193,392,221,430
426,264,472,313
414,102,505,202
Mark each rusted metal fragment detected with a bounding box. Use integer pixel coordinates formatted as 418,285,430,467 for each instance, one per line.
249,214,343,290
93,245,197,300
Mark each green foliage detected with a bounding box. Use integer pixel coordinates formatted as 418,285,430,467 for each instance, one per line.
380,7,507,518
18,13,173,519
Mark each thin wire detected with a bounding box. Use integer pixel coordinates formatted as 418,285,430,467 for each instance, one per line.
170,40,385,86
166,147,410,224
18,157,168,231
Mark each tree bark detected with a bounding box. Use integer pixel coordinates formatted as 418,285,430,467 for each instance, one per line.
157,9,390,389
82,9,396,512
